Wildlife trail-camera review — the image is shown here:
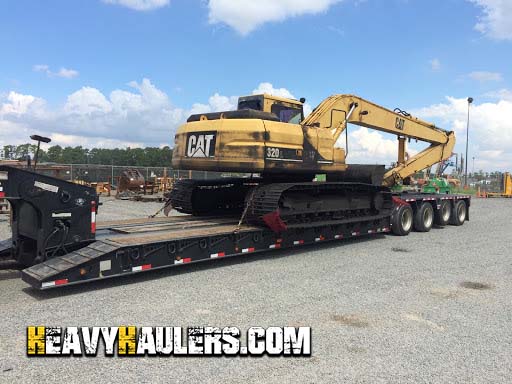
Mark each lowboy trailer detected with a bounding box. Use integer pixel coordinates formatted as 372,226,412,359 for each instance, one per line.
0,166,470,290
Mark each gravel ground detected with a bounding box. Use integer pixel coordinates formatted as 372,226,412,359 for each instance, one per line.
0,197,511,383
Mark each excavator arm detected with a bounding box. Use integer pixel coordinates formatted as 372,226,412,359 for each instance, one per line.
302,95,456,187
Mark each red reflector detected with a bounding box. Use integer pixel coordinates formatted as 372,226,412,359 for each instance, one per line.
183,258,192,263
55,279,68,286
0,192,5,198
91,201,96,234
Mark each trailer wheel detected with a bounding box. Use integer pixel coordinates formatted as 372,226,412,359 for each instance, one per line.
449,200,467,226
434,200,451,226
391,204,413,236
414,203,434,232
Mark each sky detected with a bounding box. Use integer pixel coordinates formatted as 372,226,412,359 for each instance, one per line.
0,0,511,171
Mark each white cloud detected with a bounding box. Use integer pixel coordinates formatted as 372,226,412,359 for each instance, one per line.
469,0,512,40
252,82,312,116
33,64,79,79
484,88,512,101
56,68,79,79
208,0,343,35
252,82,296,99
0,80,307,150
102,0,169,11
0,91,46,116
64,87,113,115
412,96,512,171
429,58,441,71
189,93,238,115
0,78,182,148
344,127,398,165
50,133,144,149
468,71,503,82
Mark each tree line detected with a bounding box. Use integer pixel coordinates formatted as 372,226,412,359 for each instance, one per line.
2,144,173,167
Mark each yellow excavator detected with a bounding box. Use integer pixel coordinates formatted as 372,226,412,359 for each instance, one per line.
170,93,455,229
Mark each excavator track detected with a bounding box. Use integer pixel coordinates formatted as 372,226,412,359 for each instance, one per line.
170,178,394,231
245,182,394,229
169,178,260,215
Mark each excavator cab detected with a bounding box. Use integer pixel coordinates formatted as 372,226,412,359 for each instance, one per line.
237,94,304,123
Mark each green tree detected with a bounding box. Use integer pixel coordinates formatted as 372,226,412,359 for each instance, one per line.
3,143,175,167
61,146,88,164
46,145,63,163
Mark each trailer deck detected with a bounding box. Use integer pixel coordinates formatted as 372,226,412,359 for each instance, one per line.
22,213,392,289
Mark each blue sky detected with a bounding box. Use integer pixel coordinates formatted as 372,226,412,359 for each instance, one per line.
1,0,511,170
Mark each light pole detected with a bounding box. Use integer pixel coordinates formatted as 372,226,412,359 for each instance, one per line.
30,134,51,171
465,97,473,188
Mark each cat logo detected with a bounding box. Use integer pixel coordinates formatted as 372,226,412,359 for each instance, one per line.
186,132,216,158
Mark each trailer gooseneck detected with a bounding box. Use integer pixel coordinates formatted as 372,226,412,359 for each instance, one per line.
0,166,470,290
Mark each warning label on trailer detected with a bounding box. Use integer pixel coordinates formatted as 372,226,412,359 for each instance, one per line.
27,326,311,357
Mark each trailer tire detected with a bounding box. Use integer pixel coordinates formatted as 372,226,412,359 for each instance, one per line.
449,200,467,226
414,203,434,232
434,200,451,226
391,204,413,236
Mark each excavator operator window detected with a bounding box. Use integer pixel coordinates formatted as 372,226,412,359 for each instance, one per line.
271,104,303,124
238,100,262,111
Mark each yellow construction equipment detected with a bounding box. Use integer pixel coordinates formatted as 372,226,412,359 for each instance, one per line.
170,93,456,227
173,94,454,185
487,172,512,198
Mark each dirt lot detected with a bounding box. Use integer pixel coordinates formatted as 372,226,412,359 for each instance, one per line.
0,198,511,383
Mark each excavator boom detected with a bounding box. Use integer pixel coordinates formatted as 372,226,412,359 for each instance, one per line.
302,94,456,186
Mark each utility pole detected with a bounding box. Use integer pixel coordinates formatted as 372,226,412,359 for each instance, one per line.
465,97,473,188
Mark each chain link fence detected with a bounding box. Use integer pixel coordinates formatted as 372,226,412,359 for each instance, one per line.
31,164,231,187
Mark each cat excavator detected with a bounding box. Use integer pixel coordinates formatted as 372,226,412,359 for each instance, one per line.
170,93,455,230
